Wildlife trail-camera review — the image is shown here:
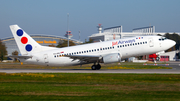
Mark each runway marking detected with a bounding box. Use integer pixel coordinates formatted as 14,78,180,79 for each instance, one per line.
0,69,180,74
144,64,170,66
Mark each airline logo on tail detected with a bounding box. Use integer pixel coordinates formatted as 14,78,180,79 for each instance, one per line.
16,29,32,52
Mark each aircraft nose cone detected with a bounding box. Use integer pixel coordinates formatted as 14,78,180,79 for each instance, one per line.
171,40,176,46
172,41,176,46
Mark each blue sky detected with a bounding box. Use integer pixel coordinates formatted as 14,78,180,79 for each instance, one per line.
0,0,180,42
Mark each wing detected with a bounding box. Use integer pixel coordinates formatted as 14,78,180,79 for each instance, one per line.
65,55,102,63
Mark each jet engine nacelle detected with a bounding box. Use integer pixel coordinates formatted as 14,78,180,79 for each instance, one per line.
103,53,121,63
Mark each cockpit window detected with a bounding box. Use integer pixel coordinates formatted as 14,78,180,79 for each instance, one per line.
159,37,167,41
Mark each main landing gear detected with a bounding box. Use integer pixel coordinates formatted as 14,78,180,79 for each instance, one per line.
91,64,101,70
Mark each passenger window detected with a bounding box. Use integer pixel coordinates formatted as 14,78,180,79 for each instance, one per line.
110,47,112,49
87,50,88,53
108,47,109,49
133,43,134,45
113,46,114,49
140,42,142,44
79,52,81,54
125,45,127,47
94,49,96,51
72,53,73,55
92,50,93,52
120,45,122,47
135,43,137,45
74,52,76,55
117,46,119,48
69,53,71,55
103,48,105,50
97,49,99,51
54,56,56,58
130,44,132,46
89,50,91,52
77,52,78,54
100,48,102,50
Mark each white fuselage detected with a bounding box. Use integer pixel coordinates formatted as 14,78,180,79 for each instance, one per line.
21,36,175,66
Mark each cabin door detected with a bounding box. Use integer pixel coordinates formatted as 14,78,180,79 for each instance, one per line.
149,38,154,47
44,54,49,63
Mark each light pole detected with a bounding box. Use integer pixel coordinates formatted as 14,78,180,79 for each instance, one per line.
67,13,69,47
79,30,80,41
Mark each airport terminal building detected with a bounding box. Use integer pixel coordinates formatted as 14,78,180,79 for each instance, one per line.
1,35,82,55
90,25,180,42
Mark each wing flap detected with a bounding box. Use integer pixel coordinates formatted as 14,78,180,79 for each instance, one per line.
65,55,102,62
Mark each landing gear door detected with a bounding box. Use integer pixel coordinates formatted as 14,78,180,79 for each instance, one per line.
44,54,49,63
149,38,154,47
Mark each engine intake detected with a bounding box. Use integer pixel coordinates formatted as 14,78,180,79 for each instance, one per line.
103,53,121,63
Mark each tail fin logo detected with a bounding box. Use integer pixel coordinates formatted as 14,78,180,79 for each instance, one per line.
16,29,33,52
25,44,32,51
21,37,28,44
17,29,23,36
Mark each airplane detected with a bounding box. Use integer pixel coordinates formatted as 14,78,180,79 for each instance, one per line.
9,25,176,70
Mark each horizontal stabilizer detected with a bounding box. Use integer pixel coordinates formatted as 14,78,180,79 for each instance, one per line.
8,55,32,59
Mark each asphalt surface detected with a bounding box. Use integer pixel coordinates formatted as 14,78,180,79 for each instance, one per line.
0,69,180,74
0,62,180,74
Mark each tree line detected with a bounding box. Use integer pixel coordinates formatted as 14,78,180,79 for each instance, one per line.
0,39,7,61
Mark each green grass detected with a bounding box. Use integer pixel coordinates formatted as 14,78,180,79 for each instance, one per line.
0,62,172,69
0,73,180,101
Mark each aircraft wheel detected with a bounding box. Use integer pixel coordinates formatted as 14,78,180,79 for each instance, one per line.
96,64,101,70
156,57,160,61
91,65,96,70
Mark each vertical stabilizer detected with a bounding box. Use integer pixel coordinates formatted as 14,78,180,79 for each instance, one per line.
10,25,42,55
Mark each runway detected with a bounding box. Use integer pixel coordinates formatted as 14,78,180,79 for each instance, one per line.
0,68,180,74
1,62,180,74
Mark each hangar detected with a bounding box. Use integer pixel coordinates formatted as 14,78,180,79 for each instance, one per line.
1,35,82,55
90,25,179,42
